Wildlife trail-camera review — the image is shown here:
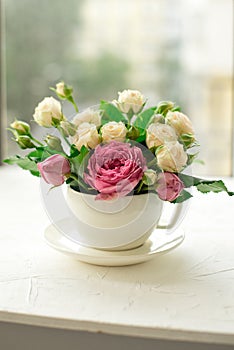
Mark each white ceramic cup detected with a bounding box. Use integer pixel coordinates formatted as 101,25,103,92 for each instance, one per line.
64,187,186,251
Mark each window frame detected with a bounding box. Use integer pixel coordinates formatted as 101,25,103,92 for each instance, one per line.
0,0,3,163
0,0,6,165
232,0,234,176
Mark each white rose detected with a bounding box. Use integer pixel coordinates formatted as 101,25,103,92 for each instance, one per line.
101,121,127,142
116,89,145,114
33,97,63,127
73,122,100,151
146,123,177,149
72,108,101,128
166,111,194,136
156,141,188,172
56,82,65,97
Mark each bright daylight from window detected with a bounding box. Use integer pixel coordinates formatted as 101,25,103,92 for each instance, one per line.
2,0,233,176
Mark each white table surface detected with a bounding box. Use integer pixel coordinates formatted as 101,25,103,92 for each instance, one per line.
0,166,234,346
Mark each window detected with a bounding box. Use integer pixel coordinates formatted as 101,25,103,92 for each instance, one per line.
1,0,234,175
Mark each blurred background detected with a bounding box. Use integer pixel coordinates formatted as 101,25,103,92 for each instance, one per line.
1,0,233,175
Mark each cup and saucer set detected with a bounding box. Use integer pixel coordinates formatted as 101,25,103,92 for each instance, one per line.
43,182,186,267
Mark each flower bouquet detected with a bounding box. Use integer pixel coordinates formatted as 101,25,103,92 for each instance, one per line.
4,83,234,251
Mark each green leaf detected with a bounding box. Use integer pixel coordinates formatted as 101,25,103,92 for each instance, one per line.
135,132,146,143
4,155,40,176
193,159,205,165
30,170,40,177
100,101,127,124
178,174,234,196
77,145,89,160
172,105,181,112
178,173,202,187
187,152,199,166
171,190,193,203
179,133,196,148
69,145,89,175
133,107,156,130
196,181,234,195
3,156,20,165
69,144,79,158
66,177,75,185
28,146,65,161
27,148,44,160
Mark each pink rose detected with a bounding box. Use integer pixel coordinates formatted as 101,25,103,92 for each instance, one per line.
84,141,147,200
37,154,70,186
156,172,184,202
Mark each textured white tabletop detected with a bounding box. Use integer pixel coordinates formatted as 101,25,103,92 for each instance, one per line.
0,166,234,345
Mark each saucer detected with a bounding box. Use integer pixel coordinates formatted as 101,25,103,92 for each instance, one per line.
44,224,185,266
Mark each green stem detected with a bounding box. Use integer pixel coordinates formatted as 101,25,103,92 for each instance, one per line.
136,180,144,194
72,101,79,113
68,173,88,191
68,96,79,113
63,136,72,147
126,110,134,126
68,173,78,181
29,135,44,146
57,126,72,147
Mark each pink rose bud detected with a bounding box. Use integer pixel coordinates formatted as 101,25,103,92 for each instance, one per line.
156,172,184,202
37,154,70,186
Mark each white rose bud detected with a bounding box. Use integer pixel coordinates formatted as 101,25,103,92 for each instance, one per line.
33,97,63,127
143,169,157,186
146,123,177,149
166,111,194,136
16,135,35,149
156,141,188,172
56,82,66,97
149,114,163,124
116,89,145,114
73,122,100,151
156,101,174,116
60,121,77,137
101,121,127,143
10,120,30,135
45,135,63,152
73,108,101,128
